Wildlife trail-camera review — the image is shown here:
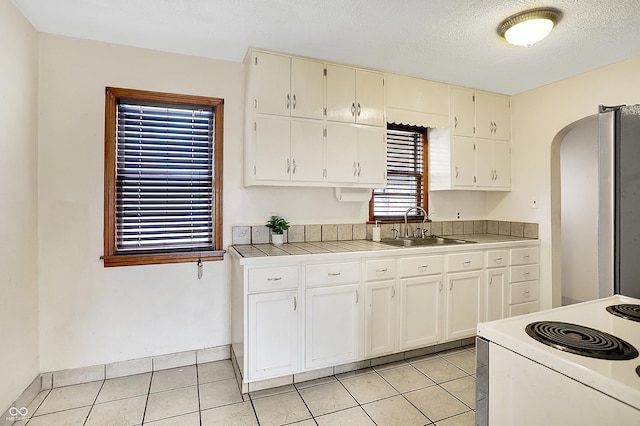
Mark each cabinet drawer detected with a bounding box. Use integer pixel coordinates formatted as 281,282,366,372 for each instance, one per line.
399,255,443,278
510,265,539,283
509,281,539,305
510,247,539,266
306,262,360,287
248,266,299,292
446,252,483,272
508,301,540,317
365,259,397,281
486,250,508,268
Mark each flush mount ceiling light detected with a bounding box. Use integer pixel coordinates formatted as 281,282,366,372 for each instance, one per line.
498,7,562,47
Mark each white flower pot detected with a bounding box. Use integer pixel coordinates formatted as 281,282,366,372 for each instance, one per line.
271,233,284,246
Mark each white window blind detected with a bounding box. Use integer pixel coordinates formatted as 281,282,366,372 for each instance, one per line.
372,125,426,220
115,102,214,253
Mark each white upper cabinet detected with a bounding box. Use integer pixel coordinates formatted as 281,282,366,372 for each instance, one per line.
385,73,449,127
325,123,386,187
326,65,385,126
451,88,476,137
475,139,511,188
254,52,324,119
475,92,510,140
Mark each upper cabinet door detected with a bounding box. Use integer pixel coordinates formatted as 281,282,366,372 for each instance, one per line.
291,58,325,120
475,92,493,139
254,116,291,181
254,52,291,116
355,69,385,126
290,120,325,183
357,125,386,186
326,64,356,123
325,122,359,184
451,88,475,137
452,136,476,187
492,95,511,141
492,141,511,188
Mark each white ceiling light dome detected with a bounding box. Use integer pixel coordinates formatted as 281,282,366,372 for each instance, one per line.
498,7,562,47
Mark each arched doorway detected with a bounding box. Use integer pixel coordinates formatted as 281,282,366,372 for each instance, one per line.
550,115,600,307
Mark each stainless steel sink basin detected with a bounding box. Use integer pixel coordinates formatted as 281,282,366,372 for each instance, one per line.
380,236,476,248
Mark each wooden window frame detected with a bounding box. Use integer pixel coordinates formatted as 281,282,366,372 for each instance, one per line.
102,87,224,267
369,123,429,223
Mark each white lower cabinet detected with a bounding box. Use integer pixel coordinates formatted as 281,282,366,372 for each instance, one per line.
365,280,397,357
247,290,299,380
485,267,508,322
399,275,443,350
446,270,484,340
306,284,361,369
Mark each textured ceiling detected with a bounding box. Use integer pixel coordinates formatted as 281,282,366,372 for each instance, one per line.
11,0,640,94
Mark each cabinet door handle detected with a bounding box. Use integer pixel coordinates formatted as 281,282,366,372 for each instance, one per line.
292,94,297,109
355,290,359,303
267,277,282,281
489,277,493,285
357,162,361,176
351,102,356,117
287,158,290,174
391,287,396,298
353,161,357,176
357,103,361,117
455,166,459,179
293,296,297,311
292,158,297,174
327,272,341,277
287,93,290,109
439,281,443,291
449,280,453,290
454,116,458,128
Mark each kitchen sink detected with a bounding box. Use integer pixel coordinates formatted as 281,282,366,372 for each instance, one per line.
380,236,476,248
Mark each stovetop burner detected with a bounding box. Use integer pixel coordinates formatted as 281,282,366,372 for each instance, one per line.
525,321,638,360
606,304,640,322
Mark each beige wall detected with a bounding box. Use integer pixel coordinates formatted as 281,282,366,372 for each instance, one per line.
489,56,640,309
0,0,39,413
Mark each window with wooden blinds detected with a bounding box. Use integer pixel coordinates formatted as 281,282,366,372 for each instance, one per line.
370,124,428,221
103,88,224,267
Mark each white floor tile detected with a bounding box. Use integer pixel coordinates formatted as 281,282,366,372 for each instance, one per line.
411,357,467,384
144,386,199,423
85,395,146,426
404,385,469,422
198,378,243,410
96,373,151,403
363,395,429,426
251,391,312,426
316,406,376,426
149,365,197,393
197,360,235,384
143,411,200,426
26,406,91,426
376,364,435,393
298,381,357,417
339,372,398,404
34,381,103,416
200,401,258,426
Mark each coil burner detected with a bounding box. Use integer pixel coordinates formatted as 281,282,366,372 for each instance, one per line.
606,304,640,323
525,321,638,360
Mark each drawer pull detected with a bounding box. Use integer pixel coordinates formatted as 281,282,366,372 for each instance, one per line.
462,261,471,267
328,272,342,277
523,255,530,260
376,268,388,273
494,257,503,263
267,277,282,281
418,265,429,269
523,272,530,276
523,290,530,295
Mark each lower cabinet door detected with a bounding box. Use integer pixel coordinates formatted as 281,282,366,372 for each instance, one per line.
446,270,483,340
306,284,361,369
365,280,396,357
399,275,443,350
248,291,299,380
486,267,507,321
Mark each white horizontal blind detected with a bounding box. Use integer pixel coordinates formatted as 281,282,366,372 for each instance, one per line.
115,102,214,253
372,126,425,220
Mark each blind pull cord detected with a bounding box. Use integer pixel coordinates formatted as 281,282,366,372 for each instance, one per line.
197,258,203,279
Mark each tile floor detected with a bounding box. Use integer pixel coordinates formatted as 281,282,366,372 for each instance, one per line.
15,346,476,426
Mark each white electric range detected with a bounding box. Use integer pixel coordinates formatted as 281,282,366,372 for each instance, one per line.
476,295,640,426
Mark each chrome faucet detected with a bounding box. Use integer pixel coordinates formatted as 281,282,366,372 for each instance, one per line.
404,206,428,238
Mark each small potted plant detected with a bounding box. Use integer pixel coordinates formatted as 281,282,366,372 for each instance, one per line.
266,215,290,246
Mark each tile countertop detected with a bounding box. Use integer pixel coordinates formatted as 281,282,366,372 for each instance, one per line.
231,234,537,260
